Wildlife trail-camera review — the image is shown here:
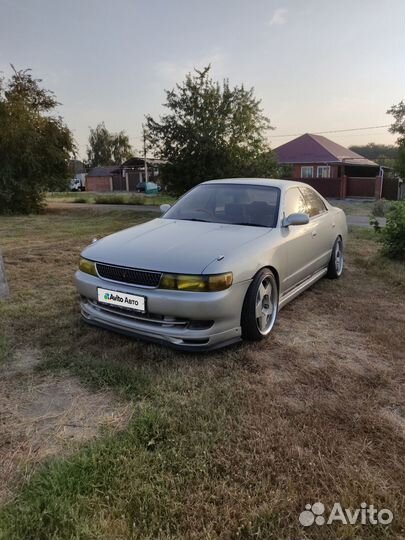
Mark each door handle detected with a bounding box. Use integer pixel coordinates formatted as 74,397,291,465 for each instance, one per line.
312,231,317,238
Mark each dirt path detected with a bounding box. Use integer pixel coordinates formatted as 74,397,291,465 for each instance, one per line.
0,349,132,504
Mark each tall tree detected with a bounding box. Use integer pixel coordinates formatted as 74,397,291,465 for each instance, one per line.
387,100,405,179
349,143,398,168
146,66,280,192
0,67,74,214
86,122,132,167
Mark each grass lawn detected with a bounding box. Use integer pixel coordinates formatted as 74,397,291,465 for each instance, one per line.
327,199,393,217
46,191,177,206
0,208,404,539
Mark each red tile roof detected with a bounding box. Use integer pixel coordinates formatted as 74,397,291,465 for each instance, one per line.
274,133,378,167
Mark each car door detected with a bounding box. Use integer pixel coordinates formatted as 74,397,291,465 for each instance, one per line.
299,186,333,271
281,186,319,292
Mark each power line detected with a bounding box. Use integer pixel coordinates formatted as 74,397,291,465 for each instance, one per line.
270,124,391,138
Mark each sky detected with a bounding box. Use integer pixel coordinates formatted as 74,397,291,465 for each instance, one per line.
1,0,404,159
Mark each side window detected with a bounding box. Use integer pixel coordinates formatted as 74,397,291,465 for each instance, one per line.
284,187,308,216
300,187,327,218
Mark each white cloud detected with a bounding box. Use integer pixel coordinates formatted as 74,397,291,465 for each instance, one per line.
268,8,288,26
154,50,226,87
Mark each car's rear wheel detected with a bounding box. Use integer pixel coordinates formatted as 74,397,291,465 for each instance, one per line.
241,268,279,341
327,236,344,279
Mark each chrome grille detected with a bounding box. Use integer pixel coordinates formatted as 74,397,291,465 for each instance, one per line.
96,263,161,287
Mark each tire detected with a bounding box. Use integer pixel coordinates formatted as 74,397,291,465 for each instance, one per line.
327,236,344,279
241,268,279,341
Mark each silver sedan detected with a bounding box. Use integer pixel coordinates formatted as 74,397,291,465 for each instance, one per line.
75,179,347,350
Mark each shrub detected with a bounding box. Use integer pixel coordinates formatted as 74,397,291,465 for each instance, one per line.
126,195,145,205
371,198,392,217
369,217,381,232
94,194,125,204
94,194,147,205
72,197,87,203
379,201,405,261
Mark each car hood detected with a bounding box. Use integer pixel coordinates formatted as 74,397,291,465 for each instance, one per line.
82,218,271,274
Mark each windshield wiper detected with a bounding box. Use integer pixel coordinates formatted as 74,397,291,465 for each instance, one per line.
231,222,269,228
180,218,211,223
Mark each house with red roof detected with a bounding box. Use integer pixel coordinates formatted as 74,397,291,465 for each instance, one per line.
274,133,384,199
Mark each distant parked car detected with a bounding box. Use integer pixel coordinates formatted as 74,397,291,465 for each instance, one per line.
70,177,85,192
136,181,161,194
75,178,347,351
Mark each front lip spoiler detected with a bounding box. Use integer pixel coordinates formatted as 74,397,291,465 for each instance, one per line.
81,316,241,352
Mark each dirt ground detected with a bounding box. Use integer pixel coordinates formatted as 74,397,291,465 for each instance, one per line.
0,348,132,504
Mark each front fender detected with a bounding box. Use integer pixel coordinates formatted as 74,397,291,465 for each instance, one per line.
202,229,286,290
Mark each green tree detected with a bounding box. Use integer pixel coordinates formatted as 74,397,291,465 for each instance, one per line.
86,122,132,167
0,67,74,214
146,66,280,193
387,100,405,179
349,143,398,168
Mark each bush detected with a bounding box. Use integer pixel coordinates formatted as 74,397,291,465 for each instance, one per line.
369,217,381,232
94,194,126,204
126,195,145,205
72,197,87,203
379,201,405,261
94,194,147,205
371,198,388,217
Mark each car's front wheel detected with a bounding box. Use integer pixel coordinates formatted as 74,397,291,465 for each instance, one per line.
241,268,279,341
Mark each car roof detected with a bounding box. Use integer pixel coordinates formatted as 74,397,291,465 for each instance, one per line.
201,178,304,190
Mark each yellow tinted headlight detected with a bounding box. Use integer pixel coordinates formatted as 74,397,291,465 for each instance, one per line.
159,274,177,289
159,272,233,292
79,257,97,276
208,273,233,291
177,275,207,291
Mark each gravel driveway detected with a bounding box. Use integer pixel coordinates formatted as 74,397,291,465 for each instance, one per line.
346,215,386,228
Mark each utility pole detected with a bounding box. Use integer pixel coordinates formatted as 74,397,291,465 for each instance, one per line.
143,125,149,182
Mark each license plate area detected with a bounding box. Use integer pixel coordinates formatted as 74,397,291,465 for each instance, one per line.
97,288,146,313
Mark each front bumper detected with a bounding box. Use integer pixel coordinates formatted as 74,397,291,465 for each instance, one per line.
74,271,251,350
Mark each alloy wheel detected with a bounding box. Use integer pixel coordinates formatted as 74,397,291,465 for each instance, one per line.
255,276,277,335
335,238,344,276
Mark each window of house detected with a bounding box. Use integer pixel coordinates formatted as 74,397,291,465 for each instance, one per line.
317,165,331,178
301,166,314,178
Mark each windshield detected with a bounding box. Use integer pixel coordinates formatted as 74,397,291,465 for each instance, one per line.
163,184,280,227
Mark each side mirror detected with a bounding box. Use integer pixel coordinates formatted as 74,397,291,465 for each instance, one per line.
160,204,171,214
283,212,309,227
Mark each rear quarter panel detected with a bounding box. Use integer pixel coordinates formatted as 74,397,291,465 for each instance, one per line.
328,206,348,246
